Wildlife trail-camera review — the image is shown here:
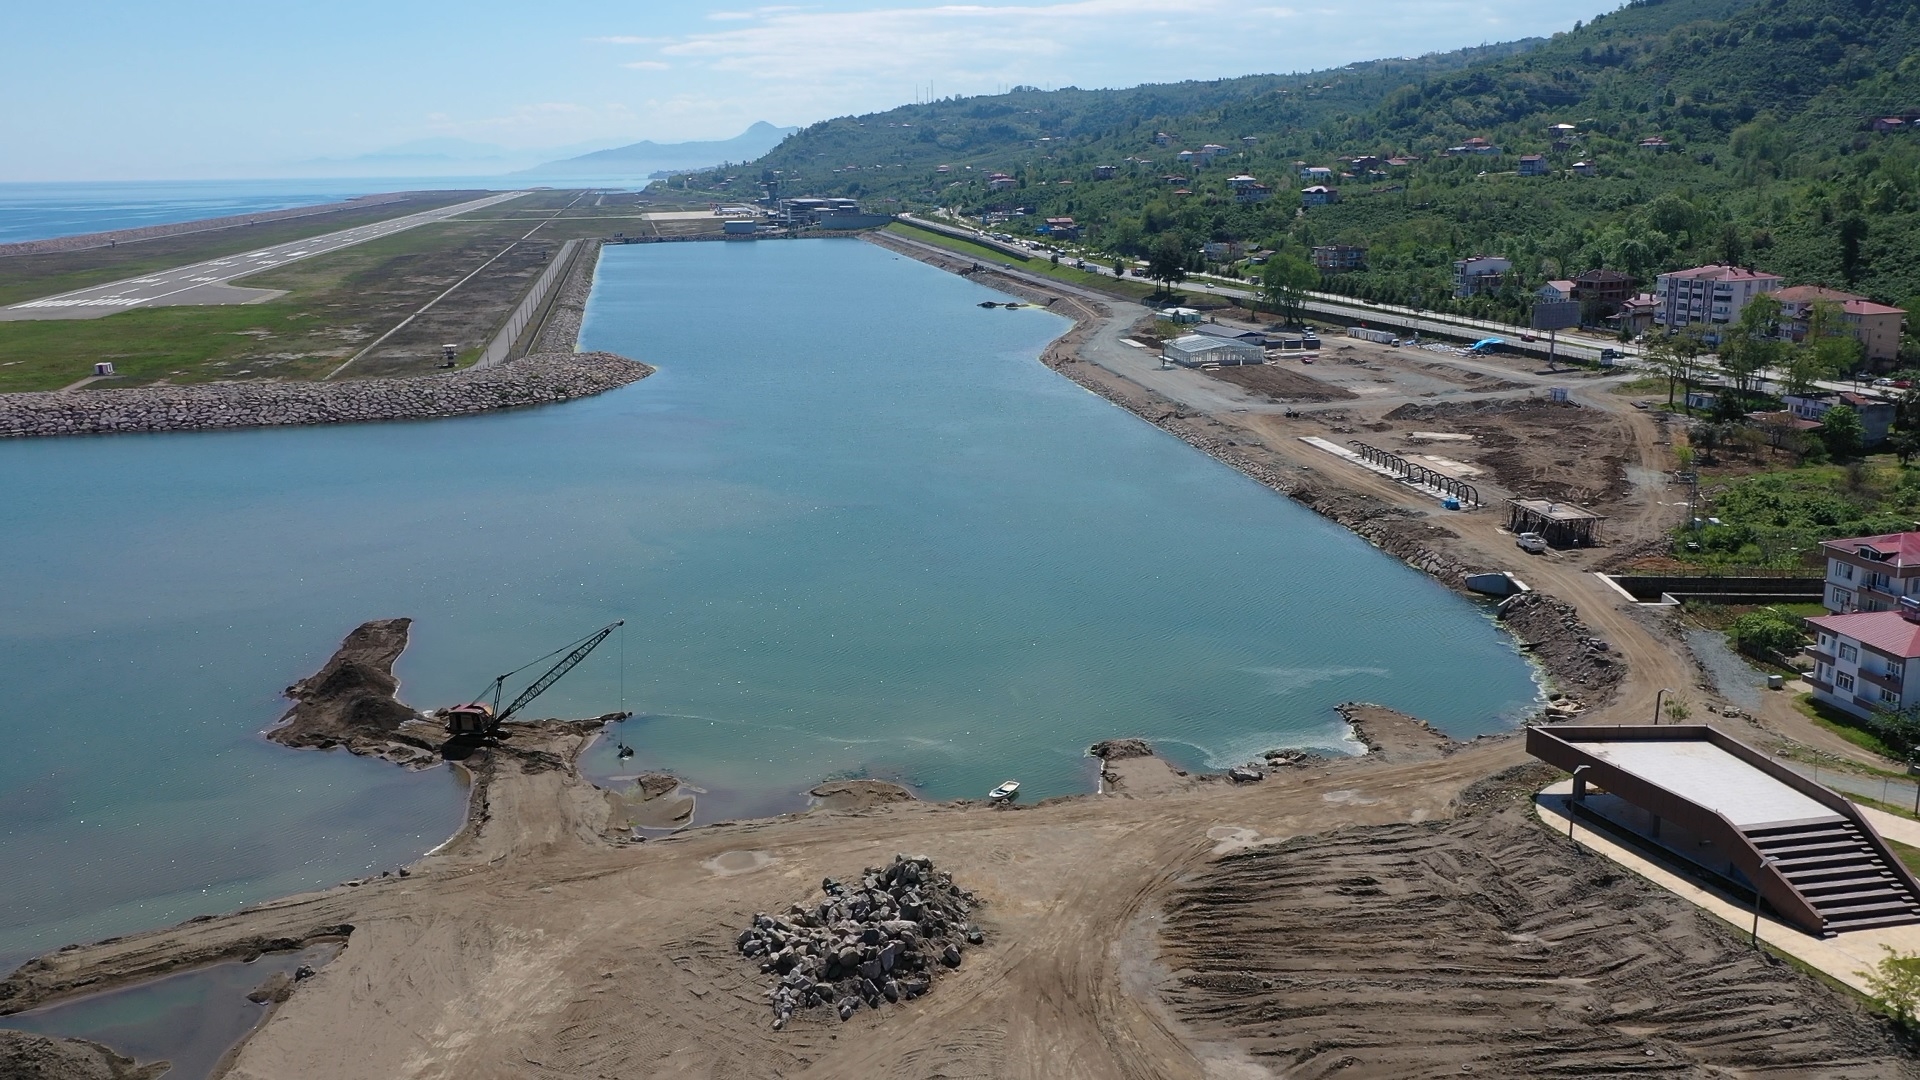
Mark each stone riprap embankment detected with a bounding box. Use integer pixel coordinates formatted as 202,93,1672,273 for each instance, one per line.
0,351,650,438
738,854,983,1029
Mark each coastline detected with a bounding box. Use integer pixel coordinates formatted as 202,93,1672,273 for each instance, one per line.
865,229,1619,708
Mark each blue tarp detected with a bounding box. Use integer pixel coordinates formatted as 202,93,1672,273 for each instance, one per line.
1468,338,1504,352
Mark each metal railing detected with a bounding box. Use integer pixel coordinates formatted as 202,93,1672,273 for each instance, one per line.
1348,441,1481,505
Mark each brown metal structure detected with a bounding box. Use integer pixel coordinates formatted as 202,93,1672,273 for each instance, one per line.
1528,724,1920,935
1507,498,1602,547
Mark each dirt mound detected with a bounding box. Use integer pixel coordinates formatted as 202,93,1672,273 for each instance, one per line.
1158,806,1916,1078
808,780,917,812
736,854,983,1028
1206,364,1358,403
0,1032,166,1080
271,619,440,766
1089,738,1155,760
1336,702,1454,763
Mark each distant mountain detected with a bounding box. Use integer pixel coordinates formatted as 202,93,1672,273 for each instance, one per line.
520,122,799,178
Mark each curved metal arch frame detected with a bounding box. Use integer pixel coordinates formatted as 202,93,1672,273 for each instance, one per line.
1348,441,1481,506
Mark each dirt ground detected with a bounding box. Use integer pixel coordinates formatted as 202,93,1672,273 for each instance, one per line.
1158,767,1918,1078
1206,363,1357,402
5,237,1917,1078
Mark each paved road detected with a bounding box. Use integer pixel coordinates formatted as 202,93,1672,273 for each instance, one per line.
2,191,527,322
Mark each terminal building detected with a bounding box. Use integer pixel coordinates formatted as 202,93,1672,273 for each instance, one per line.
1161,334,1264,368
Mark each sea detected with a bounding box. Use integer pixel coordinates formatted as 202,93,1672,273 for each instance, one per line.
0,176,658,245
0,222,1542,975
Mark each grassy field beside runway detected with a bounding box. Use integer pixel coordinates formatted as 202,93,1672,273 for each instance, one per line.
883,221,1162,301
0,191,484,308
0,191,711,392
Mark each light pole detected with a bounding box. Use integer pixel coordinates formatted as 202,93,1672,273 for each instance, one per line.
1568,765,1590,840
1652,688,1671,725
1751,855,1779,947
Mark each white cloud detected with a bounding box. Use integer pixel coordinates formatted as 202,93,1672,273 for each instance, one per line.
624,61,672,70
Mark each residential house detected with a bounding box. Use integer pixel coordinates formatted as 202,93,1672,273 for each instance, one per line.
1774,285,1907,364
1446,137,1502,156
1201,241,1244,261
1537,280,1576,303
1241,136,1259,147
1805,602,1920,719
1385,156,1415,168
1312,244,1367,272
1613,292,1660,336
1177,150,1196,165
1516,155,1550,176
1234,182,1272,204
1092,165,1117,180
1154,132,1175,147
1300,185,1340,207
986,172,1018,191
1346,155,1383,172
1547,123,1578,138
1452,255,1512,298
1783,391,1896,447
1573,269,1636,317
1197,144,1228,163
1821,532,1920,615
1163,175,1187,185
1299,165,1333,181
1746,409,1823,449
1226,174,1261,191
1874,118,1907,133
1639,136,1673,151
1652,264,1784,337
935,164,951,174
1042,217,1079,239
1571,160,1597,176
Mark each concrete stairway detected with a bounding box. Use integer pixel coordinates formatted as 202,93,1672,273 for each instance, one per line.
1745,820,1920,933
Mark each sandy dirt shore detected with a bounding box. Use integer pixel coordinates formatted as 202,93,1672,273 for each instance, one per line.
5,233,1917,1077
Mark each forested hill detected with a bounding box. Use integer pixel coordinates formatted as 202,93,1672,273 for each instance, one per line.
711,0,1920,324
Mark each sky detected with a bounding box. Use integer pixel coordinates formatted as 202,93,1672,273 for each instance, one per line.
3,0,1624,181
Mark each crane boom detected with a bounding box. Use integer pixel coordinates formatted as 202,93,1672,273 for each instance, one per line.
496,621,624,725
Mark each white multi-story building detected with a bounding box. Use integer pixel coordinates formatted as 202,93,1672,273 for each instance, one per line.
1452,256,1511,298
1652,264,1783,338
1806,603,1920,719
1821,532,1920,614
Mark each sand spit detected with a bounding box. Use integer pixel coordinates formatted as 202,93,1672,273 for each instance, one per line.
270,618,443,766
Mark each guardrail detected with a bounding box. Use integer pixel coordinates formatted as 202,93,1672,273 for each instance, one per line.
1348,441,1481,505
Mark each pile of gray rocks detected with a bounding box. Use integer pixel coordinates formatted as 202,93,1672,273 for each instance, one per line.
0,351,648,438
737,853,983,1028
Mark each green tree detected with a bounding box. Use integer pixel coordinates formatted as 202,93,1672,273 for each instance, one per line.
1648,328,1707,409
1822,404,1865,460
1727,608,1806,658
1863,947,1920,1027
1718,294,1784,398
1893,430,1920,467
1146,233,1189,296
1261,253,1319,326
1787,299,1866,393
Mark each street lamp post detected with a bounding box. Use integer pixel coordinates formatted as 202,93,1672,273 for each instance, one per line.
1751,855,1779,947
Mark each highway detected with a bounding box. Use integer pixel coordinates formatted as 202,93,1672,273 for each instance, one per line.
1,191,527,322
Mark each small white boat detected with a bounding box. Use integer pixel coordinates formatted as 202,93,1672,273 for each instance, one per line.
988,780,1020,802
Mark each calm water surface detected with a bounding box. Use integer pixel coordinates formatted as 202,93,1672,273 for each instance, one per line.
0,238,1537,972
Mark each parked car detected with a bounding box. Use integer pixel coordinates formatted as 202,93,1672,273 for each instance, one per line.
1516,532,1548,554
1874,377,1896,388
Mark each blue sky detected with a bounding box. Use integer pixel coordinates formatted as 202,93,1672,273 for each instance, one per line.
5,0,1623,180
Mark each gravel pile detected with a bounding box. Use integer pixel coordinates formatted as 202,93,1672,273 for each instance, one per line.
737,854,983,1029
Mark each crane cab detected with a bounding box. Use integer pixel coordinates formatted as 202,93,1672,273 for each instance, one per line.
444,703,496,736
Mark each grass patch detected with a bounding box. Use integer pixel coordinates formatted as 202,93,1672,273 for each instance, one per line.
1609,375,1670,397
1858,794,1920,825
885,222,1162,300
1681,459,1920,569
0,204,631,391
1793,693,1906,764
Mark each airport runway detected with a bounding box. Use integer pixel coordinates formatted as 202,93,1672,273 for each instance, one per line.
1,191,527,322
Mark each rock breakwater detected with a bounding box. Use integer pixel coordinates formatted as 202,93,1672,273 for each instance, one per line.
737,854,983,1029
0,350,650,438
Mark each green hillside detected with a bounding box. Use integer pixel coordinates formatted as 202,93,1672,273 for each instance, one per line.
692,0,1920,331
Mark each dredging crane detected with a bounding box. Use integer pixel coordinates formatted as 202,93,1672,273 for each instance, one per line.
442,620,624,739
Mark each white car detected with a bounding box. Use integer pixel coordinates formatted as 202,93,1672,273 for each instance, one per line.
1874,377,1897,388
1516,532,1547,554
